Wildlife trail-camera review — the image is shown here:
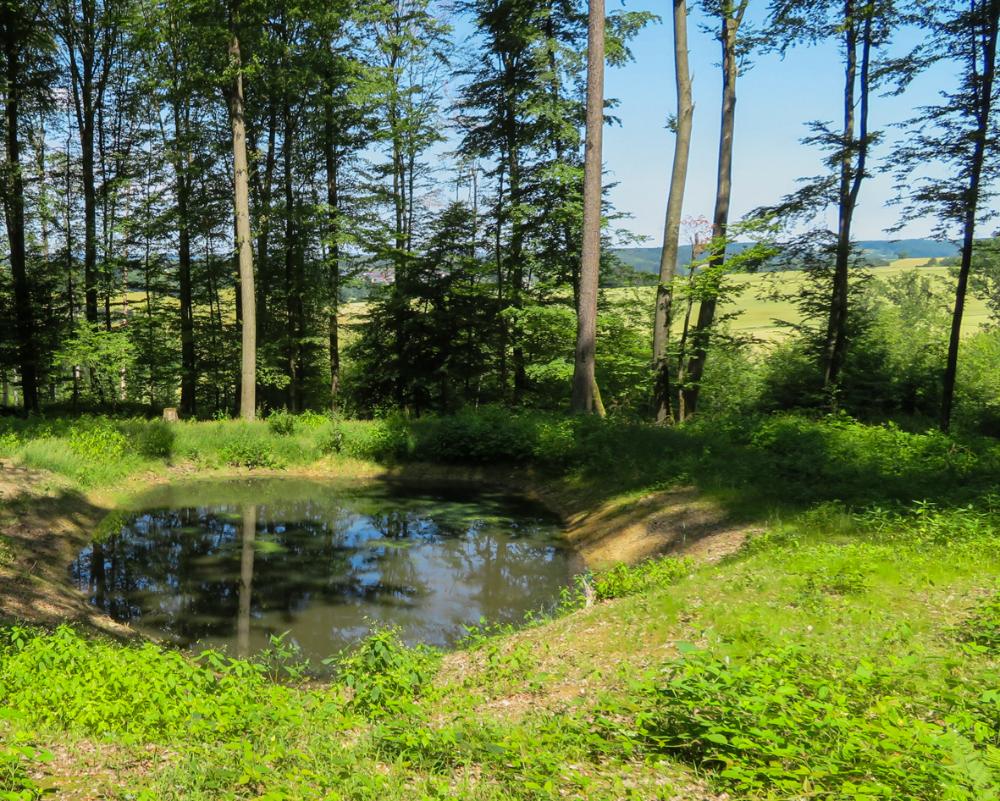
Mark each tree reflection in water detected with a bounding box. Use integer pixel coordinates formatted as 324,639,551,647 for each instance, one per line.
71,479,573,663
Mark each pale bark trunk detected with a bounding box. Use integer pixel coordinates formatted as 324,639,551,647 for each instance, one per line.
679,2,746,420
228,24,256,421
571,0,606,413
652,0,694,424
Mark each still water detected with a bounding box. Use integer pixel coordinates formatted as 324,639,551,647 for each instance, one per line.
72,479,574,662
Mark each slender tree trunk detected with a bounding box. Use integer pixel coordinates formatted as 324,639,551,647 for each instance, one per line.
227,21,256,421
941,0,999,432
254,109,277,357
324,101,341,412
571,0,605,413
679,3,746,420
2,25,39,412
824,3,873,394
652,0,694,424
173,102,196,416
282,101,299,411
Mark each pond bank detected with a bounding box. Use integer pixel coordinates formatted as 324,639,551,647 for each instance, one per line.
0,456,750,634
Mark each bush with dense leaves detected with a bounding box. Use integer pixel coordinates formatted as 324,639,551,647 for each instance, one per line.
631,645,1000,800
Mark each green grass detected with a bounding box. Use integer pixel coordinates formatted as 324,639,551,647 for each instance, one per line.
0,497,997,799
1,410,999,798
601,259,990,341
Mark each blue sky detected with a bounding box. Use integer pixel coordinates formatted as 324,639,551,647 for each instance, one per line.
601,2,950,246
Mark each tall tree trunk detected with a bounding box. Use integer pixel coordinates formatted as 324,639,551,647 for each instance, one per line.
253,109,277,360
227,19,256,421
823,2,872,394
2,23,39,412
172,101,196,416
282,101,299,411
679,2,747,420
941,0,999,432
652,0,694,424
324,100,341,412
571,0,605,413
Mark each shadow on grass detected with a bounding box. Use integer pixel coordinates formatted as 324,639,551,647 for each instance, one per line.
389,411,1000,520
0,466,127,635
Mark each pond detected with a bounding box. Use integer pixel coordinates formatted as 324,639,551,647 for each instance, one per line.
71,478,576,663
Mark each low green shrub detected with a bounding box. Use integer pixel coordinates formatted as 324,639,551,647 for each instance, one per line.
589,556,691,601
218,428,284,469
330,628,438,719
135,419,175,459
267,409,297,436
67,417,127,461
961,591,1000,653
319,423,345,455
631,645,1000,800
0,626,294,742
339,417,412,462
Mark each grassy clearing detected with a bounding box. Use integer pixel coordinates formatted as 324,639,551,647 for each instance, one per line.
0,410,998,799
601,259,990,341
0,499,997,800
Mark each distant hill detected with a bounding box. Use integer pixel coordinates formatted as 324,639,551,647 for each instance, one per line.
613,239,960,274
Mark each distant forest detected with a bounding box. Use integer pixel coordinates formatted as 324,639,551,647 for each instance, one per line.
613,239,962,276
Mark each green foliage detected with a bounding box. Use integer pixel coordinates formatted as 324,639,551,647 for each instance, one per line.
960,591,1000,653
338,417,412,462
67,417,128,461
0,711,49,801
120,419,176,459
218,428,284,469
267,410,298,437
589,557,691,601
632,646,1000,800
53,322,137,409
329,628,438,718
0,626,291,742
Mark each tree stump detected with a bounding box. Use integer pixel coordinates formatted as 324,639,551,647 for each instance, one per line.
163,407,180,423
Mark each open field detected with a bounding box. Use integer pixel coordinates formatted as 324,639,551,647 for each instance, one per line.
604,258,990,341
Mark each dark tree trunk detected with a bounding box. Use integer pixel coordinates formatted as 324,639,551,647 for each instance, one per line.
941,0,1000,432
824,2,873,394
2,21,39,412
323,100,341,412
172,101,196,416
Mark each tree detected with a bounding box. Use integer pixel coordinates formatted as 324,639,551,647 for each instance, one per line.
652,0,694,424
764,0,906,399
890,0,1000,431
57,0,124,326
679,0,750,420
0,0,54,411
570,0,604,414
225,0,256,420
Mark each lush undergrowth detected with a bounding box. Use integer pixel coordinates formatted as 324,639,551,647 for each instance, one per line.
0,498,998,799
2,407,998,512
1,409,999,799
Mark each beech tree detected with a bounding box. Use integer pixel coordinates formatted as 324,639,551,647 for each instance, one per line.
678,0,751,420
652,0,694,424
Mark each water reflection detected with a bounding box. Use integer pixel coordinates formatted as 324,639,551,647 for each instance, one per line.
72,479,572,662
